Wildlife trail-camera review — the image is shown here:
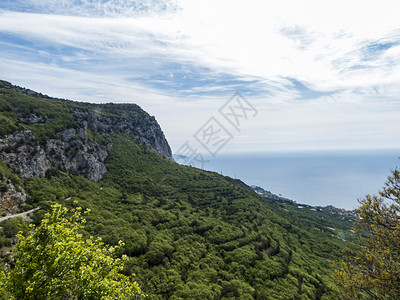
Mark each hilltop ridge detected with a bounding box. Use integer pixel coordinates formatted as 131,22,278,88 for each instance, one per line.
0,80,172,184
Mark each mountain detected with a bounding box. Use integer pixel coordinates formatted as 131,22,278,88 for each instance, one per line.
0,80,171,182
0,81,352,299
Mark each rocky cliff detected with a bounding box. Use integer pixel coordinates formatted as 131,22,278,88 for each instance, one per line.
0,129,108,182
73,109,172,159
0,81,173,183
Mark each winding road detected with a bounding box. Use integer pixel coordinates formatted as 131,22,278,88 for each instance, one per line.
0,208,38,223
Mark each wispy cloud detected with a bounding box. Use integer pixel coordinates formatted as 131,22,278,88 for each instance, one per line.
279,25,321,50
0,0,180,17
0,0,400,152
280,77,339,100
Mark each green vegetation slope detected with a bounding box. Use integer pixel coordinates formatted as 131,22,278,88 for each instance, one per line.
0,81,354,299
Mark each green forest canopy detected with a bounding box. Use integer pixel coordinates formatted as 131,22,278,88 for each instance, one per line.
0,81,361,299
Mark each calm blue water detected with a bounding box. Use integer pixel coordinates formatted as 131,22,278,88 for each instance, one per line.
201,150,400,210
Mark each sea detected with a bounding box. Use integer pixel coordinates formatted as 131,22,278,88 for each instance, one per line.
195,149,400,210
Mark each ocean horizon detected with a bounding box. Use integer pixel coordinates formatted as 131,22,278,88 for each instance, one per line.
183,149,400,210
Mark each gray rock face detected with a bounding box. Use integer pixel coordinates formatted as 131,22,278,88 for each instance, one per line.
74,111,172,159
45,129,109,182
18,114,48,124
0,129,108,182
0,131,51,178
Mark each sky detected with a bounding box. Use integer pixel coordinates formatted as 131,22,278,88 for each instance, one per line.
0,0,400,157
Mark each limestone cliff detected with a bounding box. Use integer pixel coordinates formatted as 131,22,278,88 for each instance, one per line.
0,129,108,182
0,81,173,182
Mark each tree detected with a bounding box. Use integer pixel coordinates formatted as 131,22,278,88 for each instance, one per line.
336,169,400,299
1,217,29,238
0,203,142,299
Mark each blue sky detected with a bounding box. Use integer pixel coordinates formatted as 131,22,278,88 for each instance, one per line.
0,0,400,155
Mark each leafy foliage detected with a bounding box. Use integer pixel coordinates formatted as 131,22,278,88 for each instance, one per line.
336,169,400,299
0,217,29,238
0,203,141,299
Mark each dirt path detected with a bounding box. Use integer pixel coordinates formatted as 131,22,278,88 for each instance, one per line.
0,208,38,223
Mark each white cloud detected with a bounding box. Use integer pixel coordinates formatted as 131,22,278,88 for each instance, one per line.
2,1,400,89
0,0,400,152
1,0,180,17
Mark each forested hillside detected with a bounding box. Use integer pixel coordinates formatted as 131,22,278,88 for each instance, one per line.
0,81,355,299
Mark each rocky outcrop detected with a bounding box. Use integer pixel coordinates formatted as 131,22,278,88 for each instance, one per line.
74,111,172,159
0,81,173,182
18,114,48,125
46,127,109,182
0,129,109,182
0,108,172,182
0,131,51,178
0,179,27,214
